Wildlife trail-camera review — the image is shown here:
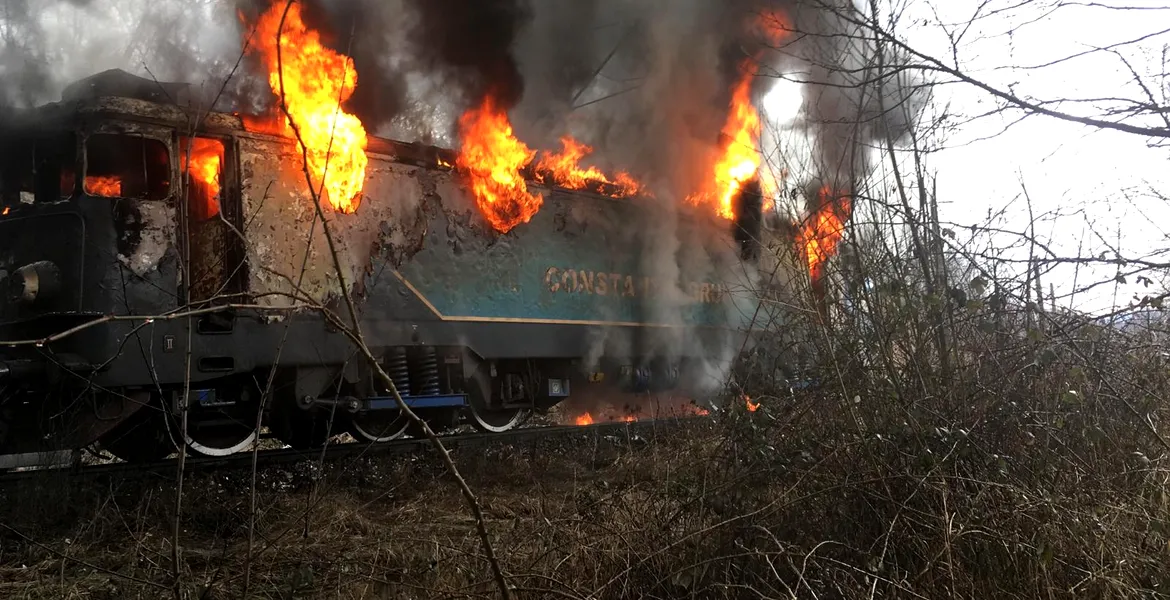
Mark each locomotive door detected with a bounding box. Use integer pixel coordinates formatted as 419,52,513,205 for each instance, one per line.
178,135,244,310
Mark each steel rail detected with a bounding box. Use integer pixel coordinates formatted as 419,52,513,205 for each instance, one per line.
0,416,710,485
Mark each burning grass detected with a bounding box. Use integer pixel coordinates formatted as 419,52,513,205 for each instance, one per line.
548,389,714,426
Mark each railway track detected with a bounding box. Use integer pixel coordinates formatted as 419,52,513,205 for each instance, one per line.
0,416,710,485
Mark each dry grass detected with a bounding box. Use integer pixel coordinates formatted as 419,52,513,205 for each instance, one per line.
1,358,1167,600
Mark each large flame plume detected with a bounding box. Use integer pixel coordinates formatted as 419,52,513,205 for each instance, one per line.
248,1,369,214
701,74,764,220
688,10,790,221
456,96,544,233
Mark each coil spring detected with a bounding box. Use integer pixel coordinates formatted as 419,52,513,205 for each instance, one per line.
387,347,411,396
417,346,440,396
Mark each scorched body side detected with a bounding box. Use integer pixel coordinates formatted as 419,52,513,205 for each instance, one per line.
237,132,760,361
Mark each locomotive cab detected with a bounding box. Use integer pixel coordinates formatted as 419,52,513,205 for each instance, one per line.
0,76,258,461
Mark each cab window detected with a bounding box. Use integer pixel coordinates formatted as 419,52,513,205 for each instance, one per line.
84,133,170,200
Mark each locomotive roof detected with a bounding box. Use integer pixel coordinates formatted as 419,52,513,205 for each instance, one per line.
14,69,458,171
9,69,686,203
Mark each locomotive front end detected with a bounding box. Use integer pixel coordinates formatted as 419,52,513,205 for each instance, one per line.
0,114,108,458
0,71,246,461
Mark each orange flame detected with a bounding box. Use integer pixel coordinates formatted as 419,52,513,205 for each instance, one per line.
574,412,637,424
745,394,760,412
612,172,645,197
249,1,369,213
535,137,645,197
760,167,785,213
456,96,543,233
798,187,853,281
689,10,791,220
755,9,791,46
181,138,224,220
2,207,9,216
710,74,763,220
85,176,123,197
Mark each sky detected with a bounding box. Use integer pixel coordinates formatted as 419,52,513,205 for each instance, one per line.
872,0,1170,314
746,0,1170,315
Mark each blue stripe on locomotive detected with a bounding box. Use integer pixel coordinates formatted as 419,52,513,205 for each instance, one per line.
391,181,744,328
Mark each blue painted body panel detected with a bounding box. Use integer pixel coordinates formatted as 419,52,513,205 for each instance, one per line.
366,395,467,409
380,171,752,330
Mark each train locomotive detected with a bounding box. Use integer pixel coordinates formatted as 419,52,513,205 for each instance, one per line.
0,69,780,465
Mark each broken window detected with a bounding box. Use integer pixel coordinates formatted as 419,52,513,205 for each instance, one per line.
179,136,224,221
84,134,170,200
0,132,77,206
179,136,233,304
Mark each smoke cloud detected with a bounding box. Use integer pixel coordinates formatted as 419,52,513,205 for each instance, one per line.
0,0,928,394
398,0,533,134
0,1,255,111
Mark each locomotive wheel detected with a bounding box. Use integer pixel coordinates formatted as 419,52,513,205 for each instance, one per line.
466,372,530,433
348,410,410,443
183,417,258,457
98,405,177,463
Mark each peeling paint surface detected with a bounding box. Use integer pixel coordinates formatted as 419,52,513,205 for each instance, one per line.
116,200,175,277
238,136,429,310
239,135,338,309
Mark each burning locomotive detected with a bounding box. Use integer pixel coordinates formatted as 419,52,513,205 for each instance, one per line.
0,68,788,464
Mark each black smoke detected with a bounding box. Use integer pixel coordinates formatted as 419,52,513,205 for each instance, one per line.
403,0,533,109
503,0,927,194
236,0,536,137
511,1,785,187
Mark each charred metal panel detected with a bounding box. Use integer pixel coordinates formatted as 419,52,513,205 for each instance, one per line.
83,121,182,317
63,69,192,106
334,159,427,298
187,214,230,302
238,134,353,310
115,199,176,277
238,134,427,312
74,96,244,134
0,211,85,321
